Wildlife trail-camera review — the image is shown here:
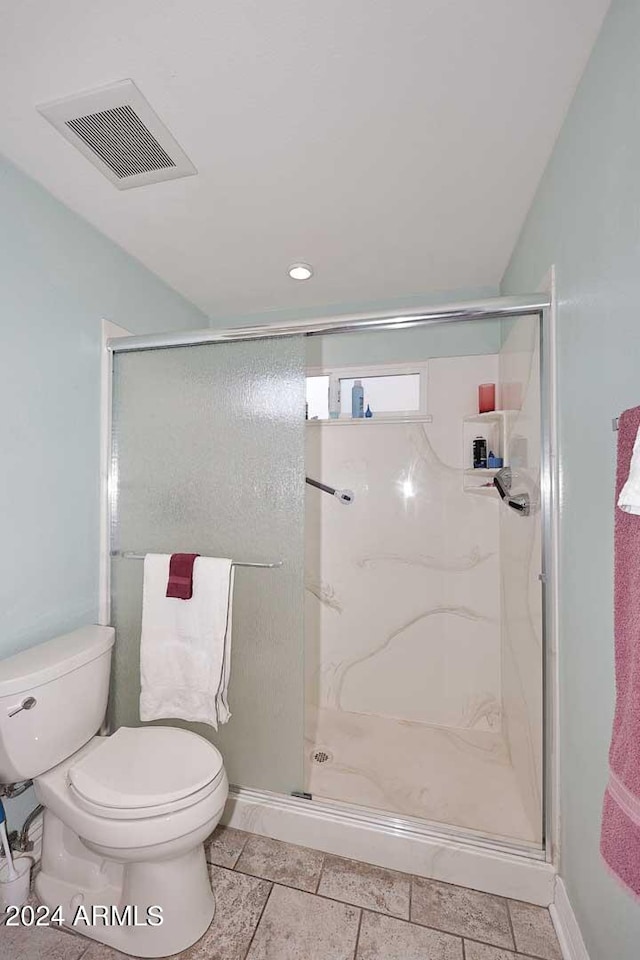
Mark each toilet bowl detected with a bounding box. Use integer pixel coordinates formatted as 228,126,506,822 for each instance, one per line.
35,727,229,957
0,625,230,958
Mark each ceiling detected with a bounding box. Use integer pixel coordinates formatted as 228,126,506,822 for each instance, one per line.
0,1,610,320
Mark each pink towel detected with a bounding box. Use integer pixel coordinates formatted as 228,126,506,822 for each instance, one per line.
601,405,640,898
166,553,200,600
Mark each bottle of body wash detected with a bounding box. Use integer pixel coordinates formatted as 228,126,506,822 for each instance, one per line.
352,380,364,418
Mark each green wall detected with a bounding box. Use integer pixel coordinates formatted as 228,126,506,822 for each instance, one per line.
208,287,502,366
0,156,206,829
502,2,640,956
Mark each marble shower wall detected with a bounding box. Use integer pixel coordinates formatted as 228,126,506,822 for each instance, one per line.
498,315,543,842
305,354,502,733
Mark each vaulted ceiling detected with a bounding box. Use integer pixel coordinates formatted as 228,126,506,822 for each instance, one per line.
0,1,610,319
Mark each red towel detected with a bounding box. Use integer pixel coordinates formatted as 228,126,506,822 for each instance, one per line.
166,553,200,600
601,405,640,899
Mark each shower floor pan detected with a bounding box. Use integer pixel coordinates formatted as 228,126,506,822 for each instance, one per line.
305,707,538,845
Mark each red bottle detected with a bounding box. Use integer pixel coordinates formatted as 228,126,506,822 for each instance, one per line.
478,383,496,414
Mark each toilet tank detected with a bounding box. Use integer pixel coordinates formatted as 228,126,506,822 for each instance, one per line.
0,625,115,783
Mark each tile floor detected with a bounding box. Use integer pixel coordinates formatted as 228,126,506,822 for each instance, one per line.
1,827,563,960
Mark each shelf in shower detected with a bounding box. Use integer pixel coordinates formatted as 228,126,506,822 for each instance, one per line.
463,467,501,475
462,409,517,495
306,415,433,426
462,410,518,424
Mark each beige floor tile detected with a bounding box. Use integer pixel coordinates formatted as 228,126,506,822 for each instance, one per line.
168,865,271,960
0,921,86,960
20,867,271,960
411,878,514,950
235,834,324,892
507,901,562,960
80,942,136,959
317,855,410,919
205,825,249,868
356,910,463,960
464,941,537,960
246,884,360,960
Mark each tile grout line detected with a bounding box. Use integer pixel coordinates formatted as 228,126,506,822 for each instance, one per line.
232,862,322,895
184,834,556,960
400,913,522,953
205,826,250,871
217,833,547,914
24,861,551,960
313,852,327,894
463,932,555,960
18,874,548,960
240,872,411,921
216,862,528,952
240,880,275,960
230,829,250,869
505,897,519,953
246,876,518,957
352,907,364,960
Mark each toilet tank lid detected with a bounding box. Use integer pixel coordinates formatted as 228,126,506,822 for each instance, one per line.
0,625,115,698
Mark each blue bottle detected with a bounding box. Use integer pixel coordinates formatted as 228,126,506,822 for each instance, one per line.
352,380,364,418
365,404,373,418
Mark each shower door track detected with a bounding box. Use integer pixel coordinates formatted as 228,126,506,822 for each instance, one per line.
222,785,556,905
105,291,557,879
107,294,549,353
231,785,546,861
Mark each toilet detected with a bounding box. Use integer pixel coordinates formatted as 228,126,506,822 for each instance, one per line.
0,625,228,958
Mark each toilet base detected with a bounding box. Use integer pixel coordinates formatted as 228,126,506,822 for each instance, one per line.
35,813,216,958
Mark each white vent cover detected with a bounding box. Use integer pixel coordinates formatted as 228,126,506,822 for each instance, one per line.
38,80,196,190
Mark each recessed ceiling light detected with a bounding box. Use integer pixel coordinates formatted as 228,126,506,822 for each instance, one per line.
288,262,313,281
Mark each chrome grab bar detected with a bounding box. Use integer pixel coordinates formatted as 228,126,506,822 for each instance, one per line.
306,477,354,505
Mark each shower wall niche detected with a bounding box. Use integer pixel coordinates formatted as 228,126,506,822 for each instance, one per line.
304,319,542,845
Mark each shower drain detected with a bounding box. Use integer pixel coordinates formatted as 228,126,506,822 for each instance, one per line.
312,749,333,764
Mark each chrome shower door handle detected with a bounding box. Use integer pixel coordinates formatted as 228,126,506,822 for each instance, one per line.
493,472,531,516
506,492,531,515
8,697,37,718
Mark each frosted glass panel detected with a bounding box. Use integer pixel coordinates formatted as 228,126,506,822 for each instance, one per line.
110,337,305,794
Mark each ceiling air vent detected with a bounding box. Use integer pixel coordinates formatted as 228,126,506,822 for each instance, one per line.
37,80,196,190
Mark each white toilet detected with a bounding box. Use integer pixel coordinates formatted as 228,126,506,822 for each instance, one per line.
0,625,229,958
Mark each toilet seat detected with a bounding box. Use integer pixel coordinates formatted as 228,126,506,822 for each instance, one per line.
68,726,224,820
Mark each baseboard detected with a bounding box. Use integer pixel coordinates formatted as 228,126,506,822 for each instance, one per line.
222,786,556,906
550,878,591,960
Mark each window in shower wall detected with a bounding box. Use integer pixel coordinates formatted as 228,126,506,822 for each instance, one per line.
110,336,306,795
305,362,428,421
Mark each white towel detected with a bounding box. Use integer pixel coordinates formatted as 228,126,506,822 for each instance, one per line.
139,554,235,729
618,424,640,515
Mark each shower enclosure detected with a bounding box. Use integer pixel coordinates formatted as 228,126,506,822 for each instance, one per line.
107,296,551,876
304,314,543,846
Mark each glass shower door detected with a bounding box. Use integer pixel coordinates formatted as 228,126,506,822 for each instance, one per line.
110,336,305,795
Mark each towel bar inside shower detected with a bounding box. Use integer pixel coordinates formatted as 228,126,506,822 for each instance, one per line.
110,552,283,569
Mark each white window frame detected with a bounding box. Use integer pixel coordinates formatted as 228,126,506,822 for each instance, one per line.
306,361,429,421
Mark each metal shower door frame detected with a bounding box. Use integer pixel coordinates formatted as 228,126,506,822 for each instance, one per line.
104,293,557,866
